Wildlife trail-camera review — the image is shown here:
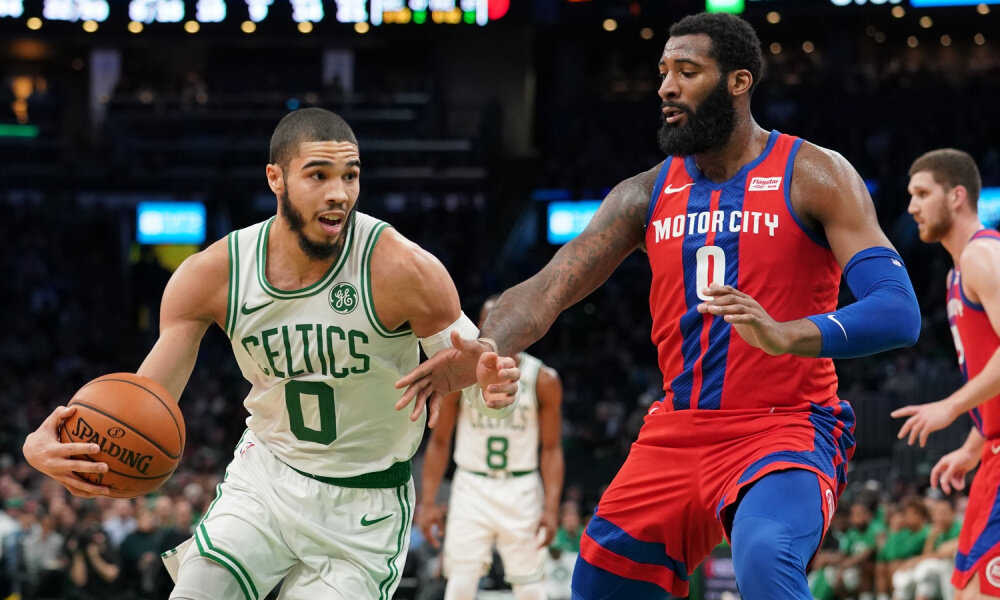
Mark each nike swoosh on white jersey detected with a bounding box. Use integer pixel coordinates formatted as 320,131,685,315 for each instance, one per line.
827,315,848,340
663,183,695,194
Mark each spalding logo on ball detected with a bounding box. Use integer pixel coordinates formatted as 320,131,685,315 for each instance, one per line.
59,372,185,498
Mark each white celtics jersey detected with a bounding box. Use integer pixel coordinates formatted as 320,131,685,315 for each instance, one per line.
224,213,422,478
453,353,542,473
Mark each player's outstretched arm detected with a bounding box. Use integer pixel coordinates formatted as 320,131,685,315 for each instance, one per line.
136,241,228,399
702,144,920,358
22,240,226,498
892,240,1000,446
397,166,655,399
375,229,519,424
480,167,657,356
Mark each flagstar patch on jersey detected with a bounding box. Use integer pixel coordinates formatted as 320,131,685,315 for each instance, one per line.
330,283,359,314
748,176,782,191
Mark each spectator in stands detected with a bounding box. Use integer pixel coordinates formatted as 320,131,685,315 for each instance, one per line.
835,497,886,600
877,495,930,600
102,499,136,548
22,512,66,599
891,492,962,600
117,507,160,599
66,522,121,600
809,507,850,600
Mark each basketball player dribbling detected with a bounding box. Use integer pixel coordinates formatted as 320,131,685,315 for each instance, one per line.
418,295,565,600
894,149,1000,599
22,108,521,600
397,13,921,599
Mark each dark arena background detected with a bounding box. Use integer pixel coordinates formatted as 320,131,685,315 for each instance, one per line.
1,0,999,598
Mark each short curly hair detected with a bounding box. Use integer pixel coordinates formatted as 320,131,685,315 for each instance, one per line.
669,12,763,95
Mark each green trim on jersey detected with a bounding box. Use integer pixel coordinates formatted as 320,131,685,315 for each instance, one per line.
255,216,356,299
195,521,258,600
361,223,412,338
378,484,411,599
226,232,240,338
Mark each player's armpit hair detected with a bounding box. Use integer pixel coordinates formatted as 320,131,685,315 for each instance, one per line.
805,246,921,359
418,312,479,358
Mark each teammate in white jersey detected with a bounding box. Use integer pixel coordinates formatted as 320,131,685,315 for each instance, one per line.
22,108,520,600
418,296,564,600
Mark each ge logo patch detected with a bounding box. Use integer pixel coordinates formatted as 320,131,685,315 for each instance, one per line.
986,556,1000,588
330,283,358,314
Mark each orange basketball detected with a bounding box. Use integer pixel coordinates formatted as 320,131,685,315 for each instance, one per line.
59,373,185,498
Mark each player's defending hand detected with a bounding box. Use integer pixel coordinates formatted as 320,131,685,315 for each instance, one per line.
929,445,980,495
697,284,805,355
395,331,520,421
415,503,447,549
22,406,110,498
891,399,962,448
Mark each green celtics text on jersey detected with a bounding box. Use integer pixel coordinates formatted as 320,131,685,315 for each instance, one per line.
224,213,421,478
454,353,542,473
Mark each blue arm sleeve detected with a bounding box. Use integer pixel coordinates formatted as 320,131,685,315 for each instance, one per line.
804,246,921,359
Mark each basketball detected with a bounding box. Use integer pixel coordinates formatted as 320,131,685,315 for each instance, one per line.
58,373,185,498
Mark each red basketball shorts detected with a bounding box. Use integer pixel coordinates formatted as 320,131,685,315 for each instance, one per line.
953,442,1000,596
579,401,855,597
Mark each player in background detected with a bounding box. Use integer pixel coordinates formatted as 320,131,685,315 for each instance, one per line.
22,108,520,600
418,295,564,600
397,12,921,599
894,148,1000,599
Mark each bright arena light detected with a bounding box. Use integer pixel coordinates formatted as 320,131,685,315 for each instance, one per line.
603,19,618,32
767,11,780,24
128,20,143,33
241,20,255,33
26,17,42,29
82,19,98,32
184,20,200,33
298,21,313,33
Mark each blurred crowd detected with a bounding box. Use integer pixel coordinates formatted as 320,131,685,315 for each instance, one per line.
3,12,1000,600
807,486,966,600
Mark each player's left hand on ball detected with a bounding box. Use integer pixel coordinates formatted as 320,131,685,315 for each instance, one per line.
477,352,519,409
891,400,960,448
697,284,789,355
22,406,111,498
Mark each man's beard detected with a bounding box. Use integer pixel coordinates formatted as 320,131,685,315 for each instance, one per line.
279,189,351,261
920,201,953,243
657,77,737,157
